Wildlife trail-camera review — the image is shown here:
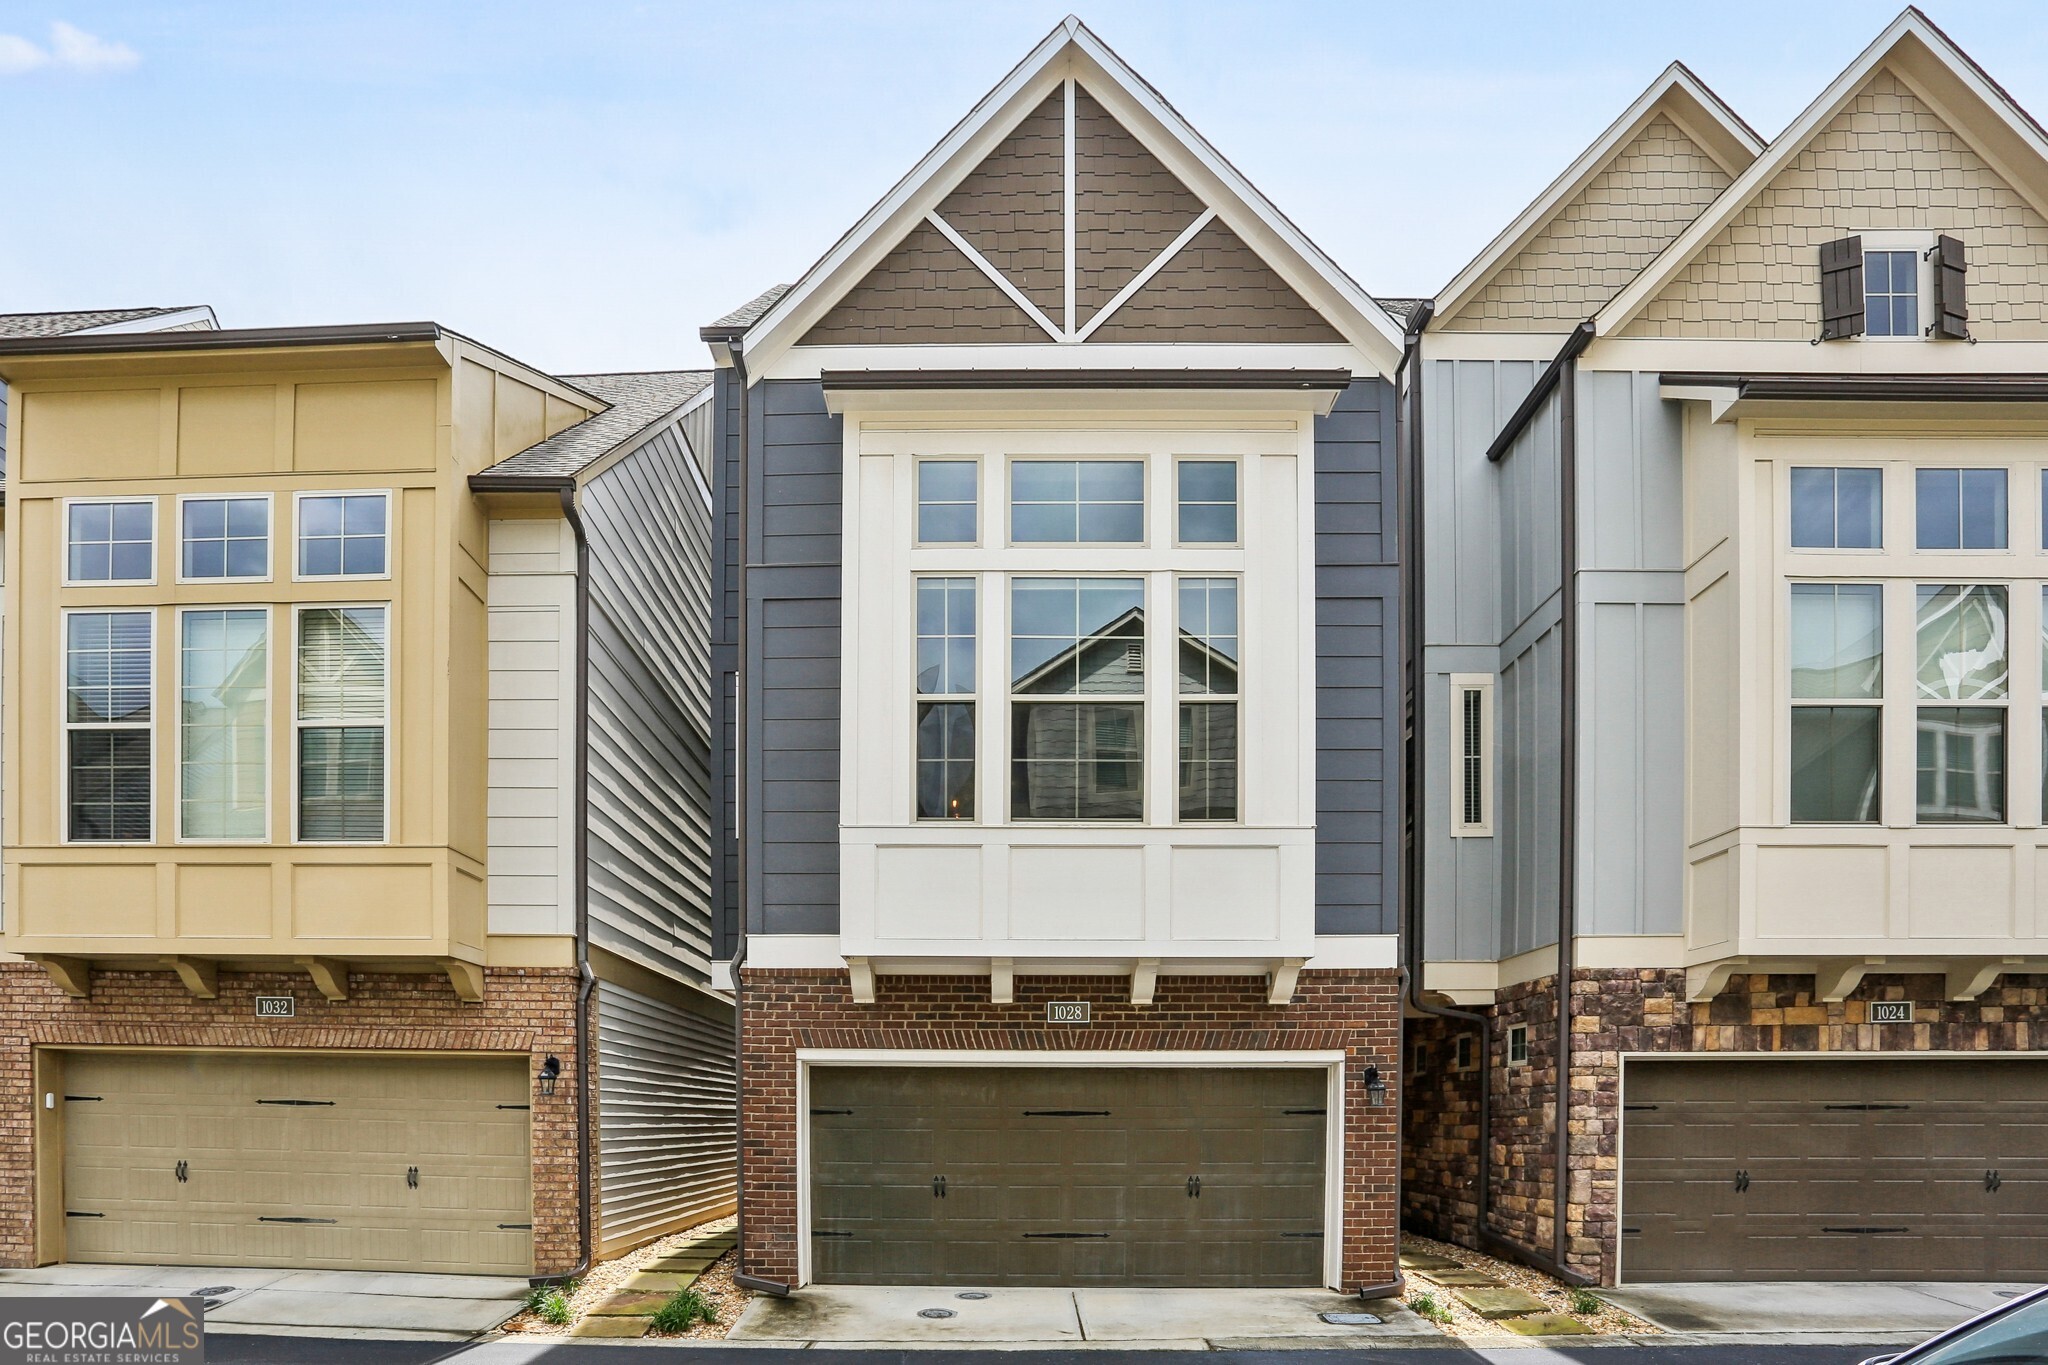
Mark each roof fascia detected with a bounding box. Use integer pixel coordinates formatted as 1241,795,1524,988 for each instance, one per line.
1433,63,1762,327
67,306,220,335
732,19,1077,375
1597,9,2048,337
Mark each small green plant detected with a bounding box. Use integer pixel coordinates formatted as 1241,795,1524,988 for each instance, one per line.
536,1290,573,1326
650,1287,717,1334
1568,1287,1602,1317
1409,1290,1453,1324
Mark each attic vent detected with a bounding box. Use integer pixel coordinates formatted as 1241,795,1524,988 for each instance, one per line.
1125,641,1144,674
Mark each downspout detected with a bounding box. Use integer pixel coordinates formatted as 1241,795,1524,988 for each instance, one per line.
721,338,787,1298
535,482,597,1285
1552,341,1583,1279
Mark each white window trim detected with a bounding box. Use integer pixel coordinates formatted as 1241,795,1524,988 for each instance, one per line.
1450,672,1494,838
912,456,981,548
173,604,272,845
290,601,393,846
1506,1023,1530,1069
1172,454,1242,549
175,492,275,585
1006,455,1150,549
912,575,979,824
1854,229,1938,343
60,495,158,588
1176,573,1242,826
291,489,394,583
59,606,157,846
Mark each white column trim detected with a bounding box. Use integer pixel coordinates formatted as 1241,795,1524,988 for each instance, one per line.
926,211,1065,343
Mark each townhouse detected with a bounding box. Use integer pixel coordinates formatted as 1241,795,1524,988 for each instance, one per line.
0,318,734,1277
706,17,1409,1293
1408,8,2048,1286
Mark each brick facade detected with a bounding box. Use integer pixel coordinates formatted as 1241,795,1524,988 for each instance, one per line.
737,967,1403,1290
0,961,586,1275
1404,968,2048,1284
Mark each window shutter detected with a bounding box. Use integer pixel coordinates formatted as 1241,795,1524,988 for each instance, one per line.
1934,233,1969,339
1819,235,1865,340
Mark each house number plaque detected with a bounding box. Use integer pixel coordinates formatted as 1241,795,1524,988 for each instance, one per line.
1047,1001,1091,1024
255,995,296,1018
1868,1001,1914,1023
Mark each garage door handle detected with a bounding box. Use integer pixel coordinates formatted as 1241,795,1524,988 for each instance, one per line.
175,1161,188,1184
1186,1176,1201,1198
407,1166,419,1189
1734,1170,1750,1192
933,1176,946,1199
1987,1170,2003,1193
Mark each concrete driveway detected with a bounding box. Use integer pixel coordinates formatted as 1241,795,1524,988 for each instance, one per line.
1601,1280,2035,1337
728,1285,1441,1348
0,1262,528,1340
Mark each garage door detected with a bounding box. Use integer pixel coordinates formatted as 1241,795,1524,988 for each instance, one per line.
61,1051,532,1274
1622,1059,2048,1281
808,1067,1326,1286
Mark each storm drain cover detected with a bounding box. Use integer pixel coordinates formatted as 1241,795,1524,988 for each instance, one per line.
955,1292,990,1300
918,1308,957,1319
201,1299,224,1312
1320,1312,1384,1326
191,1287,234,1298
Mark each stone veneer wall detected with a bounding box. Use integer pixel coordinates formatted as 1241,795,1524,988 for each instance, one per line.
0,963,585,1274
1409,968,2048,1284
737,968,1404,1290
1399,1013,1481,1245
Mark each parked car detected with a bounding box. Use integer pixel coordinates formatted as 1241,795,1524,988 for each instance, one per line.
1861,1287,2048,1365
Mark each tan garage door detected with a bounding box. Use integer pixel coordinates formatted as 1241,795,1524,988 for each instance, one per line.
809,1067,1327,1286
1622,1058,2048,1282
61,1051,532,1275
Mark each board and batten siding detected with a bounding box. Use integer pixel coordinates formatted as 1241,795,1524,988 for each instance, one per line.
486,519,577,937
582,423,720,985
596,980,737,1255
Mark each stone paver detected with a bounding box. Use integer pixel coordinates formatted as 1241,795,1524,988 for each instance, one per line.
642,1255,714,1274
1502,1313,1592,1336
1418,1269,1501,1287
589,1291,673,1318
1398,1251,1463,1271
570,1315,651,1338
621,1271,698,1293
1452,1285,1550,1319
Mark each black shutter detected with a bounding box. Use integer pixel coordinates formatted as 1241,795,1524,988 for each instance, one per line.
1819,235,1865,340
1934,233,1969,339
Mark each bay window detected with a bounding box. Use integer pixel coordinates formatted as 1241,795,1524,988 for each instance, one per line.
1789,583,1883,823
915,577,976,819
65,610,153,842
179,608,269,840
296,605,387,841
1177,577,1238,820
1010,577,1144,820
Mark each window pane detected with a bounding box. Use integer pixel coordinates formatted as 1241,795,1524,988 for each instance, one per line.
916,461,976,544
1177,461,1239,543
918,504,976,544
185,500,227,539
1790,706,1881,823
181,609,268,840
67,612,152,724
1790,584,1882,700
67,501,152,582
1011,461,1077,503
1011,578,1143,695
1837,468,1883,548
298,727,386,840
299,494,387,577
1179,700,1238,821
1917,469,1961,549
1178,578,1239,696
1789,467,1836,547
1011,504,1076,543
298,607,388,721
67,730,151,841
1178,460,1236,503
1917,706,2005,823
915,578,974,695
1078,502,1143,542
182,497,269,580
1009,460,1143,544
342,495,386,535
915,701,974,820
1916,584,2008,699
1960,468,2007,549
341,535,386,576
1010,700,1142,820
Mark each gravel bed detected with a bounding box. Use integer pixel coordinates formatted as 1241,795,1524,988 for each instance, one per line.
1399,1233,1657,1338
501,1215,748,1338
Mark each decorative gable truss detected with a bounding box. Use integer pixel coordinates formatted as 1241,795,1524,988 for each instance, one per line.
1601,8,2048,342
742,17,1404,379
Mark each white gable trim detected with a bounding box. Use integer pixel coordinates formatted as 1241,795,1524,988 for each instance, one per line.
732,17,1403,381
925,211,1064,341
1597,9,2048,337
1073,207,1215,342
1433,63,1762,327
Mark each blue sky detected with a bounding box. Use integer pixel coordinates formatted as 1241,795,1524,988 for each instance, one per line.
5,2,2048,373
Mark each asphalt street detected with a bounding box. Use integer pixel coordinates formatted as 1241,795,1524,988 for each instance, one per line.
207,1340,1900,1365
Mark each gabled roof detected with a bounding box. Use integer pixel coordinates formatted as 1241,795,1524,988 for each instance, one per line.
1597,6,2048,336
0,305,216,338
726,15,1406,380
702,285,793,339
473,371,713,486
1432,62,1761,329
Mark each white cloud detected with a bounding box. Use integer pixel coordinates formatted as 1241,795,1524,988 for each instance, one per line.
0,20,139,75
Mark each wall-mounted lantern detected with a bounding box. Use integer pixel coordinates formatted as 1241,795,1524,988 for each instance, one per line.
1362,1065,1388,1107
538,1055,562,1098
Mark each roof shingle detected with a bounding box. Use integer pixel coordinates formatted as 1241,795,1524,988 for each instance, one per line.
477,371,713,482
0,306,210,338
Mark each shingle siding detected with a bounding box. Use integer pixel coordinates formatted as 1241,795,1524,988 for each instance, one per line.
1442,115,1732,332
1626,69,2048,339
938,89,1067,319
799,219,1043,344
1088,217,1346,343
1072,84,1208,323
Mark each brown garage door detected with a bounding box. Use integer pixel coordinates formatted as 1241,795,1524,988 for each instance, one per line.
809,1067,1326,1286
1622,1058,2048,1282
61,1051,533,1274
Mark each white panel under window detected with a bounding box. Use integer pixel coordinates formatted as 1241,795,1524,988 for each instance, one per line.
1450,673,1494,837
